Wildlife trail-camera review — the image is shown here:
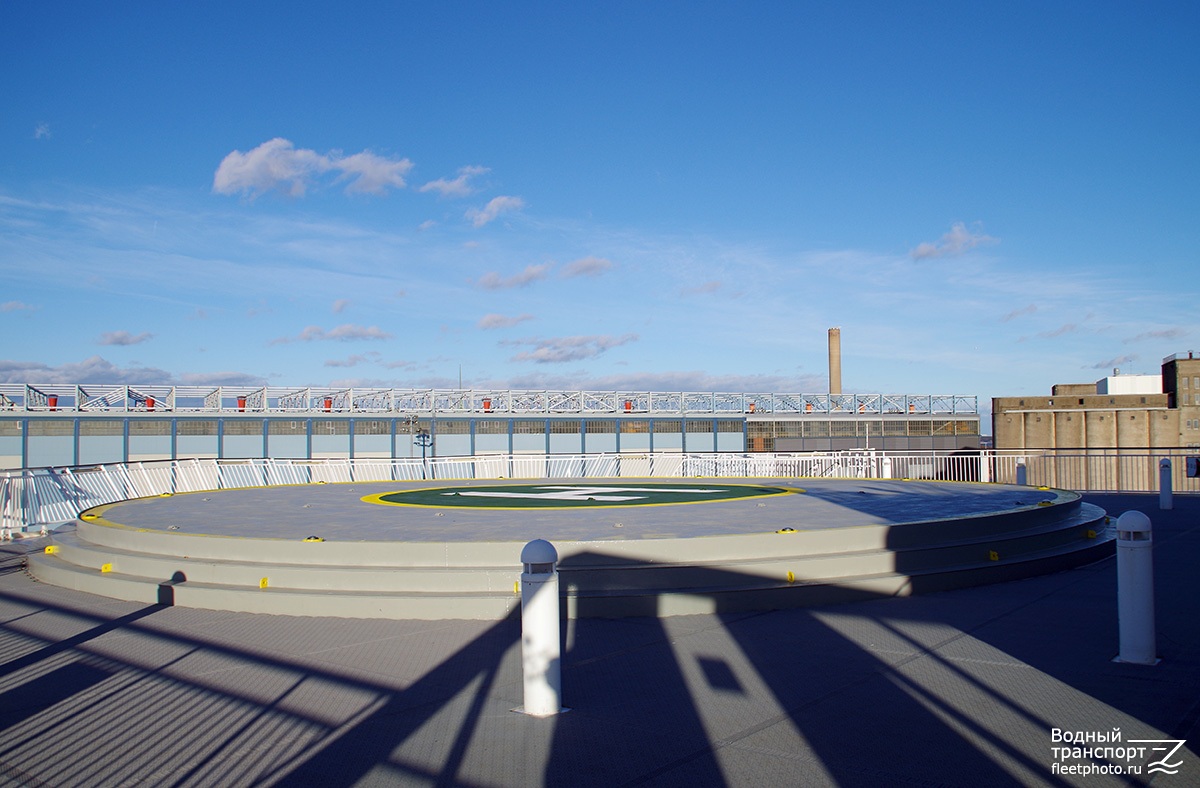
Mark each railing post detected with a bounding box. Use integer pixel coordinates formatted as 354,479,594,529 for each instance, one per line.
1016,462,1027,486
519,539,565,717
0,475,11,539
1159,458,1173,510
24,469,40,530
1115,511,1158,665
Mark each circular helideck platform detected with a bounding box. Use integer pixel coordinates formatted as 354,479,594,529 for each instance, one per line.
29,478,1114,619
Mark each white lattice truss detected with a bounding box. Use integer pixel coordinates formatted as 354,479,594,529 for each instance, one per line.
0,384,978,416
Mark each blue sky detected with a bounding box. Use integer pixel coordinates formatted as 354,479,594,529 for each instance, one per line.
2,2,1196,418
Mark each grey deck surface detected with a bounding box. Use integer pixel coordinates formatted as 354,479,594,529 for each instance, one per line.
1,493,1197,787
95,479,1057,542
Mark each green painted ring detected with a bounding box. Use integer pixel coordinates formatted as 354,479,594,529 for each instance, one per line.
363,482,797,510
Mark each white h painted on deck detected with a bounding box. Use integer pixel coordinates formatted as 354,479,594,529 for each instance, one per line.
443,485,726,502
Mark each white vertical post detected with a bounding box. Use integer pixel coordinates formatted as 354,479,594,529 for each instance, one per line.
1115,511,1157,665
1159,459,1173,510
1016,462,1027,486
519,539,564,716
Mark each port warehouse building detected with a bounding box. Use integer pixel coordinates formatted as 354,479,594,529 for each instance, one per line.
0,385,981,470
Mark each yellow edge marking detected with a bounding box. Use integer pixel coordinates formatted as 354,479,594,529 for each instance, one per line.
76,477,1071,533
360,483,799,510
77,511,256,539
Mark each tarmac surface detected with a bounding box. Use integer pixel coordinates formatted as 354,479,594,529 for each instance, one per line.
92,478,1059,542
0,492,1197,787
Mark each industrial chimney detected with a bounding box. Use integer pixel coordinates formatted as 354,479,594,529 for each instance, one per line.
828,327,842,395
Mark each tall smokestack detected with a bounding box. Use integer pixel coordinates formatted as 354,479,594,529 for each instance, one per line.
828,327,842,395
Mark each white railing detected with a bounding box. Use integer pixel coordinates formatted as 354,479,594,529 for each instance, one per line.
0,383,977,415
1,450,1196,533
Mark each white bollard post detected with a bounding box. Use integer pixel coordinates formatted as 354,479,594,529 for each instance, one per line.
519,539,565,716
1016,462,1027,486
880,456,892,480
1115,511,1157,665
1159,459,1173,510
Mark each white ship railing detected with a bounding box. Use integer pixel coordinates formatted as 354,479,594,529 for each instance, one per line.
2,450,1196,533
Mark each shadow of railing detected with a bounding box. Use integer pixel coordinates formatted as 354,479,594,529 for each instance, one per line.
0,583,524,786
2,497,1196,785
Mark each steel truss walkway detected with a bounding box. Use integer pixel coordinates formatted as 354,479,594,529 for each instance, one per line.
0,384,978,417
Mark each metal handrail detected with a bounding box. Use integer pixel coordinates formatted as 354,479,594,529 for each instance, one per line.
2,449,1196,534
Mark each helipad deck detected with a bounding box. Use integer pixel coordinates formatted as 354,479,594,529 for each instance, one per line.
92,478,1061,543
29,478,1110,620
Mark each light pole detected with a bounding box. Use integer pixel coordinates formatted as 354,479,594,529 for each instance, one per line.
414,428,432,478
402,415,419,458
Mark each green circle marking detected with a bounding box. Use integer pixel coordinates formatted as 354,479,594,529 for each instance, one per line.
363,482,795,510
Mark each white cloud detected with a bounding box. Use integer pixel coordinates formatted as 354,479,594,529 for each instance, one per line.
33,123,51,140
98,330,154,346
213,138,330,198
476,263,551,290
269,324,393,344
1036,324,1078,339
1125,328,1187,343
561,256,613,278
324,352,380,368
478,313,534,330
503,334,638,363
1001,304,1037,322
680,280,722,296
503,369,827,393
334,150,413,195
419,166,489,197
1,301,35,312
911,222,998,260
332,299,351,314
176,370,270,386
0,355,266,386
0,356,165,384
212,138,412,198
1090,355,1138,370
246,300,273,318
466,195,525,227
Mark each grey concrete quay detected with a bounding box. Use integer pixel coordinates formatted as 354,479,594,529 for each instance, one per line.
1,493,1197,786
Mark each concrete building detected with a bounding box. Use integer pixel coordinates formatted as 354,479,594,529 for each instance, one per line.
992,352,1200,450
